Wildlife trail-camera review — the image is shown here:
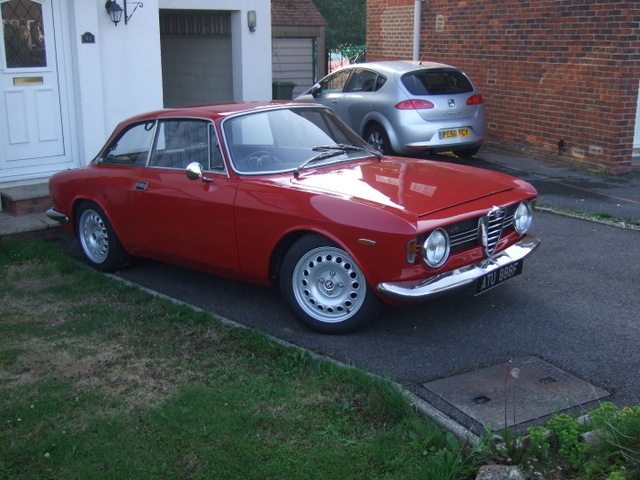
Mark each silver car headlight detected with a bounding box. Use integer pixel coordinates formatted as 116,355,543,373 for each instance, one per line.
422,228,450,268
514,201,533,234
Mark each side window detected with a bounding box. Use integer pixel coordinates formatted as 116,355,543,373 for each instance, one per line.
345,69,378,93
319,69,351,94
209,124,225,171
103,121,156,166
150,120,211,170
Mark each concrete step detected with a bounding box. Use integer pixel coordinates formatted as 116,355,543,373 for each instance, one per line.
0,183,51,216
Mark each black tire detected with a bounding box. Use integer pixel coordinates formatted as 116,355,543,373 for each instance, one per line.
454,146,481,158
365,124,394,155
75,201,128,272
280,234,380,334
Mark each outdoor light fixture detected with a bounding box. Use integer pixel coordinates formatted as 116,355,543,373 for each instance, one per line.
105,0,143,26
247,10,257,32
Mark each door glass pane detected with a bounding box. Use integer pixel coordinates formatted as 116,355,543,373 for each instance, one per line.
2,0,47,68
103,121,156,166
150,120,211,170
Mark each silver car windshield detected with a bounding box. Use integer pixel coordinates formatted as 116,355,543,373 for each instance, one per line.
222,107,374,175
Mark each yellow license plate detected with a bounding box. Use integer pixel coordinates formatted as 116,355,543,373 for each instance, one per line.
439,128,470,139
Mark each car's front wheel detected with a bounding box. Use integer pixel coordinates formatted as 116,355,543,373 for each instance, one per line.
76,201,128,272
365,124,393,155
280,234,380,334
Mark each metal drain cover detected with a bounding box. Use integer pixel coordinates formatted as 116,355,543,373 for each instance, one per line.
423,356,609,430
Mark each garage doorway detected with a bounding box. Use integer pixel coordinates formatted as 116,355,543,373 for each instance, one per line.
159,10,233,107
272,37,316,98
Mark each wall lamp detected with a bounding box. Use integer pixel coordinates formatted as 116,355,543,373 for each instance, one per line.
105,0,143,26
247,10,257,32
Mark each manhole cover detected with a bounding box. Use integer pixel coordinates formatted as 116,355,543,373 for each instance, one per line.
423,356,609,430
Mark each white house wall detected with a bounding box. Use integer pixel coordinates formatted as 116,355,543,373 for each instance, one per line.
70,0,271,166
159,0,272,102
68,0,164,165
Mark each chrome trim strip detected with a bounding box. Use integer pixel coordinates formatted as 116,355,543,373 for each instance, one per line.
377,234,540,302
46,208,69,224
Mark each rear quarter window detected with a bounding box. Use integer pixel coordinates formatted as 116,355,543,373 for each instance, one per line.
401,69,474,96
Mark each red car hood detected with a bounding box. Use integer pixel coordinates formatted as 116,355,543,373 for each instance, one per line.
293,158,526,217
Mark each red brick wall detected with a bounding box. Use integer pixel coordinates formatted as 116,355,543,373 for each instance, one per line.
366,0,640,173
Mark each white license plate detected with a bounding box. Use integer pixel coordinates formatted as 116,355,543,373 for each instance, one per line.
475,261,523,295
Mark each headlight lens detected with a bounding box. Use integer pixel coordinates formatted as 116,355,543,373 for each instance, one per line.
514,201,533,234
422,228,450,268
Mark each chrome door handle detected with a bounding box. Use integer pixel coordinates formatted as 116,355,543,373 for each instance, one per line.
134,181,148,191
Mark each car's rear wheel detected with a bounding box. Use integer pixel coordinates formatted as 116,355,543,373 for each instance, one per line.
280,234,379,334
76,201,128,272
365,124,393,155
454,146,481,158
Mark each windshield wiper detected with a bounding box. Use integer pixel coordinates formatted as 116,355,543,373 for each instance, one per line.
293,144,381,178
313,144,382,159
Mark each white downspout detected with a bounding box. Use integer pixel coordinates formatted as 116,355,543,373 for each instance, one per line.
413,0,423,61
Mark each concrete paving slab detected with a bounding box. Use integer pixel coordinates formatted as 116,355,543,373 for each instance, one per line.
0,212,59,237
423,356,610,431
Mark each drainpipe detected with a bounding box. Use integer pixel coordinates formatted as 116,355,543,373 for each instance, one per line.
413,0,423,61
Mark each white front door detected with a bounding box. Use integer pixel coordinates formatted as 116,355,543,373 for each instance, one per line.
0,0,73,182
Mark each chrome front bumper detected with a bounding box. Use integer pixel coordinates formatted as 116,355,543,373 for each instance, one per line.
377,234,540,302
46,207,69,224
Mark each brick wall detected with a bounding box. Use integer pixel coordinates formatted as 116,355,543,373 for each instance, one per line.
366,0,640,173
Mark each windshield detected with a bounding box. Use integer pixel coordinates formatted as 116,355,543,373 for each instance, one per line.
222,106,374,174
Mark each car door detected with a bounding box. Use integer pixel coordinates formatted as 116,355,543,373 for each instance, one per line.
308,68,353,126
335,68,379,133
130,119,240,271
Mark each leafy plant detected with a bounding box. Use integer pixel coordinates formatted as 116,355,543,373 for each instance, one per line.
584,403,640,479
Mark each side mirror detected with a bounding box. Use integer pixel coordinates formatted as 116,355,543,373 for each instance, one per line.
310,83,322,98
186,162,214,183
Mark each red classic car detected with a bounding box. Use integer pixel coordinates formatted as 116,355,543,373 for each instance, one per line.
47,102,539,334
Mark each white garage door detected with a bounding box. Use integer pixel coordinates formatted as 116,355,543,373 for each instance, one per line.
160,11,233,107
272,37,316,98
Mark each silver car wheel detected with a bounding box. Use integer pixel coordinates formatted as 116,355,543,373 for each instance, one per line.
365,124,392,155
291,246,367,324
78,208,110,264
367,130,385,153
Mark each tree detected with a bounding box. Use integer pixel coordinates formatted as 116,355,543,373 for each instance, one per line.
313,0,366,50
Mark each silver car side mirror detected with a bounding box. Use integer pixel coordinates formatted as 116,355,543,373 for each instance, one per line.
186,162,214,183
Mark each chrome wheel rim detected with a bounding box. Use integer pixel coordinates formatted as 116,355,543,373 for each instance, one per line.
79,209,109,264
367,130,384,153
292,246,366,324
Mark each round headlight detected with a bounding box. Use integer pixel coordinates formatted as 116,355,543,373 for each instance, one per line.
514,201,533,234
422,228,450,268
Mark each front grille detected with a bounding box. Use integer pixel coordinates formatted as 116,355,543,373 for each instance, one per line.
443,203,518,256
484,207,506,256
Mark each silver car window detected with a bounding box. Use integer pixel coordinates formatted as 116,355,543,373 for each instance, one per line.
344,68,379,93
402,69,474,96
320,69,351,93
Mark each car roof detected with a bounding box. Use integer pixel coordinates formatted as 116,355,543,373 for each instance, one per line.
124,101,314,123
338,60,459,75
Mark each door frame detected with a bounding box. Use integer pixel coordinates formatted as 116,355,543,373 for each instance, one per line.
0,0,78,187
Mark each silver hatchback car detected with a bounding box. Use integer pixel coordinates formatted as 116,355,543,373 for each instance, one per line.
295,60,486,158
